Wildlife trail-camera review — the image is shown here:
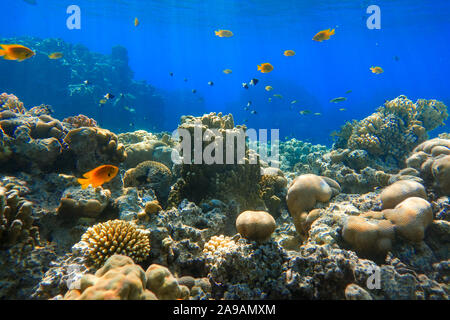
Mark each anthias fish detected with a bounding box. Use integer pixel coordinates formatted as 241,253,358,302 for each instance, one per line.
0,44,35,61
313,29,335,42
77,165,119,189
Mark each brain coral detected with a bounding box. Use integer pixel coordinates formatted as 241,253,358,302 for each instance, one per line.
384,197,433,243
64,255,156,300
405,138,450,195
286,174,340,235
380,180,427,209
335,95,448,165
236,210,276,242
80,219,150,267
123,160,172,203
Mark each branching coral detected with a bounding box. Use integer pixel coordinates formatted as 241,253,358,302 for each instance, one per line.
80,219,150,267
335,95,448,165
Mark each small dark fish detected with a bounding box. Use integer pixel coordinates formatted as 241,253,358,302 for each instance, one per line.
104,93,115,100
250,110,257,115
129,122,135,127
330,97,346,103
242,83,249,89
22,0,37,5
244,106,249,111
208,81,214,86
249,78,259,86
243,119,248,122
393,55,400,61
192,89,197,94
247,101,252,107
345,90,352,94
83,80,90,85
184,78,188,82
169,72,174,76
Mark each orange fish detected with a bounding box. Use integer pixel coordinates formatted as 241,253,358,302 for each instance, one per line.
48,52,63,59
312,29,335,42
370,66,384,74
77,165,119,189
257,62,274,73
284,50,295,56
134,17,139,27
215,30,233,37
0,44,35,61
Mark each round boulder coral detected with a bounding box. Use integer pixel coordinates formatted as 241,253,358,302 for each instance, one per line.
384,197,433,242
81,219,150,267
380,180,427,209
235,210,276,242
342,215,395,258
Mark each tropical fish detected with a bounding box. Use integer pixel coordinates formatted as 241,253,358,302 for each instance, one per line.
242,83,249,89
215,30,233,37
284,50,295,56
99,99,107,105
77,165,119,189
299,110,311,115
83,80,90,85
257,63,273,73
208,81,214,86
223,69,232,74
244,106,249,111
330,97,347,103
268,98,272,102
313,29,335,42
129,122,135,127
393,56,400,62
169,72,174,76
345,90,352,94
247,101,252,107
273,94,283,99
104,93,115,100
22,0,37,5
192,89,197,94
370,66,384,74
48,52,63,59
184,78,188,82
249,78,259,86
291,100,298,104
134,17,139,27
339,108,346,111
265,86,273,91
314,112,321,116
250,110,257,115
0,44,35,62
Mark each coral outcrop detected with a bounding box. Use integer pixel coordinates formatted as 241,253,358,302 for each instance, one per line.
235,210,276,242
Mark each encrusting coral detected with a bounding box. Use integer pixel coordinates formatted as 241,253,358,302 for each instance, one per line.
80,219,150,267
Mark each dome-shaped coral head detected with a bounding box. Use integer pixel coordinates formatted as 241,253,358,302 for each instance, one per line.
77,164,119,189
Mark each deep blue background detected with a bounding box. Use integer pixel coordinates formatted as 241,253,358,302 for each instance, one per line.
1,0,449,145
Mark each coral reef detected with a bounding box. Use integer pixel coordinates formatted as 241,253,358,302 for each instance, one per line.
279,138,328,172
63,114,97,128
79,220,150,267
380,180,427,209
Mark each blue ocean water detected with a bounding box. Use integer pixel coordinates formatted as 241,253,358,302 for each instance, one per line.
1,0,449,145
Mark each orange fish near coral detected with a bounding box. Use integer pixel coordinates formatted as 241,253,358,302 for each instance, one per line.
257,63,274,73
48,52,63,59
312,29,335,42
284,50,295,56
0,44,35,61
77,165,119,189
215,30,233,37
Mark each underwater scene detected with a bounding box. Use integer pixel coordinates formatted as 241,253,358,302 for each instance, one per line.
0,0,449,301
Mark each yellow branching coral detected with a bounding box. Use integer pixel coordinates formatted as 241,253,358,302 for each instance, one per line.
81,219,150,267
